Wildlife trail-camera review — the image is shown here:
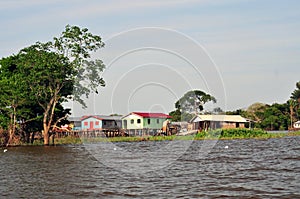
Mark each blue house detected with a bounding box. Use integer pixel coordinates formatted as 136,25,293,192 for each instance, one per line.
81,115,122,130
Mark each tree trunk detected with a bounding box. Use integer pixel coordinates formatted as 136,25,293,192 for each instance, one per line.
290,105,294,129
43,128,50,145
31,132,35,144
43,97,58,146
6,129,13,147
7,111,16,146
43,115,50,145
51,133,55,146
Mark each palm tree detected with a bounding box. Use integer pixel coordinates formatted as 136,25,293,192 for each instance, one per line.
291,82,300,101
288,99,297,129
291,81,300,120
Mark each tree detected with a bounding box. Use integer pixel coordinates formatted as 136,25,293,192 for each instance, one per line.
290,81,300,120
169,109,182,122
212,107,224,114
259,103,289,130
245,102,268,122
0,55,32,145
21,25,105,145
288,99,297,129
17,48,75,145
170,90,216,121
0,25,105,145
175,90,216,114
291,81,300,103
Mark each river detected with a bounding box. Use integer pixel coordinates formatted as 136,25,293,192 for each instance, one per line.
0,136,299,198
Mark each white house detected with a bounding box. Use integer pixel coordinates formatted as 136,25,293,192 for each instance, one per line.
293,121,300,129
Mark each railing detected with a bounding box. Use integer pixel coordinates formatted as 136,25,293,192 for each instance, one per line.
55,128,163,138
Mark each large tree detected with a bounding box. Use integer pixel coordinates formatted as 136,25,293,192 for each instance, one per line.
0,55,33,145
25,25,105,145
170,90,216,121
291,81,300,103
289,81,300,126
175,90,216,114
0,25,105,145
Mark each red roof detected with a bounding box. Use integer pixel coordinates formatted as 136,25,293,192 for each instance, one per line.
132,112,172,118
80,115,103,121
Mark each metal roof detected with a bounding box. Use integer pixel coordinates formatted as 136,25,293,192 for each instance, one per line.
132,112,172,118
81,115,122,121
122,112,172,119
67,117,81,122
191,115,248,123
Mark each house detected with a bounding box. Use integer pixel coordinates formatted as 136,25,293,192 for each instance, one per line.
122,112,172,129
68,116,82,130
190,114,248,131
293,121,300,129
81,115,122,130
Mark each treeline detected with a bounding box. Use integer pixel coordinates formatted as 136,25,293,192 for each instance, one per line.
169,82,300,131
0,25,105,146
227,82,300,130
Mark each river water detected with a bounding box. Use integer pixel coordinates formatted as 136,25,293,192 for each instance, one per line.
0,136,299,198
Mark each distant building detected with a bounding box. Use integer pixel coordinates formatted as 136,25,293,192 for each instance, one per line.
293,121,300,129
81,115,122,130
122,112,172,130
190,115,248,131
68,117,82,130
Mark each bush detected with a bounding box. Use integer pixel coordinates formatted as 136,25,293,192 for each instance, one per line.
195,128,268,139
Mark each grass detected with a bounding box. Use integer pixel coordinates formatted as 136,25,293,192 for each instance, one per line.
50,129,300,145
5,129,300,146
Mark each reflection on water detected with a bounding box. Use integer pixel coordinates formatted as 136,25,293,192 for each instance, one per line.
0,137,299,198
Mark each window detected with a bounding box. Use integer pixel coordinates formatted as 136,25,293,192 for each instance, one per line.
130,119,134,124
148,119,151,124
84,122,88,126
137,119,141,124
157,119,159,124
95,121,100,125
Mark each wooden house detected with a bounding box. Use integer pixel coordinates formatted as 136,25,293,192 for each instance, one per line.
81,115,122,131
190,114,248,131
122,112,172,130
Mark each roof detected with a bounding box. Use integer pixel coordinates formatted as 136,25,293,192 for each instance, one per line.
81,115,122,121
191,115,248,123
123,112,172,119
67,117,81,122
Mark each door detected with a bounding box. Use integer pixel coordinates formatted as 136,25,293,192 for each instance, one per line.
90,121,94,130
123,120,127,129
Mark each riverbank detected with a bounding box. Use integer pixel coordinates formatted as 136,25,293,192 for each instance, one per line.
24,129,300,146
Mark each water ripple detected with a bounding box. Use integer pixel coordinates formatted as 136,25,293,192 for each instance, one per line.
0,137,299,198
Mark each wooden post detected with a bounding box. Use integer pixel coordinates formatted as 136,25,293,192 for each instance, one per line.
51,133,55,146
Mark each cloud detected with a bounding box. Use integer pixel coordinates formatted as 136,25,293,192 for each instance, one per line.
0,0,63,10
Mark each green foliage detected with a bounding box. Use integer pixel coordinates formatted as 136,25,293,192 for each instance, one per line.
0,54,36,140
228,102,290,130
175,90,216,113
194,128,268,139
169,109,193,122
54,136,82,145
52,25,106,107
257,103,289,130
0,25,105,145
289,81,300,122
291,81,300,103
169,90,216,122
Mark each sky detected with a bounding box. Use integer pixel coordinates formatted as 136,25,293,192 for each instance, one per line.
1,0,299,116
